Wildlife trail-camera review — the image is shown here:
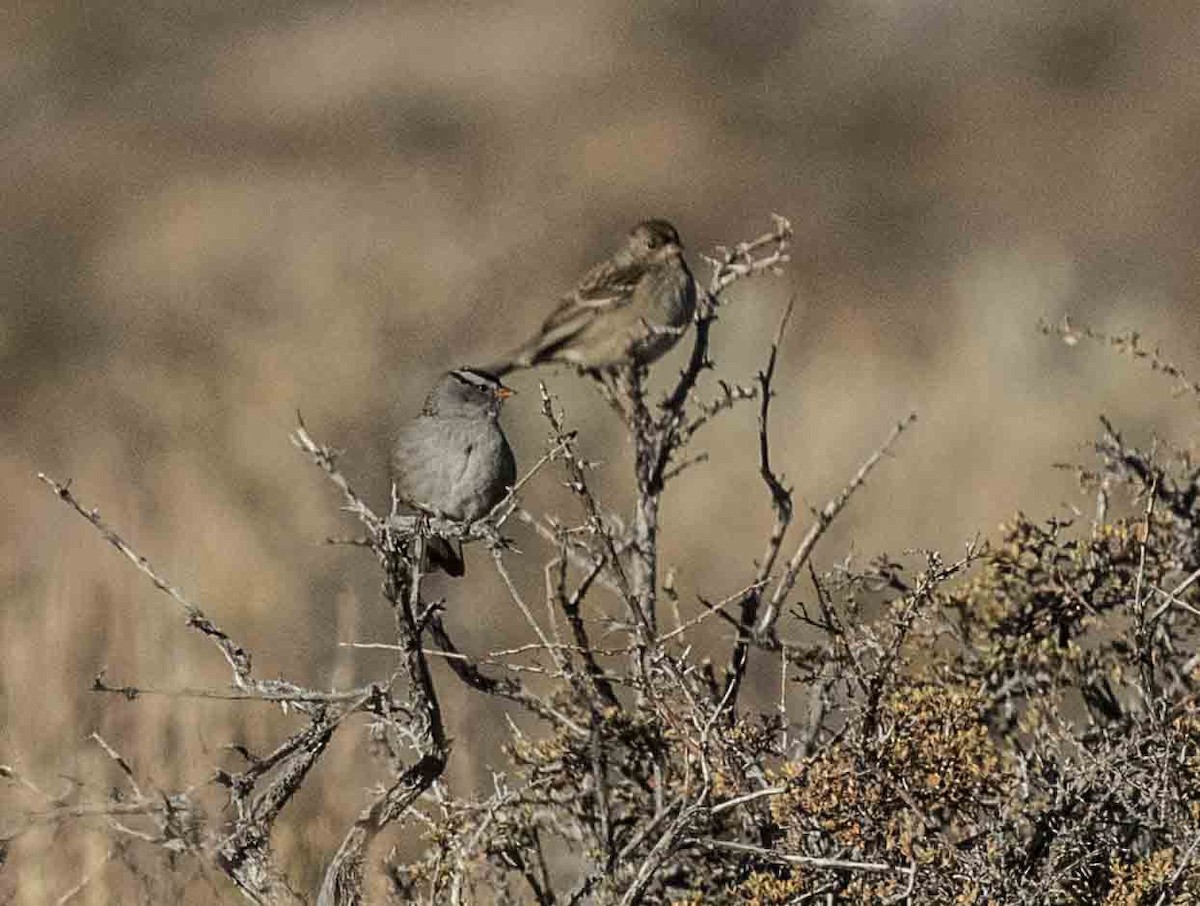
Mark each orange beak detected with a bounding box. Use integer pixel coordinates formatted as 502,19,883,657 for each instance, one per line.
495,385,515,400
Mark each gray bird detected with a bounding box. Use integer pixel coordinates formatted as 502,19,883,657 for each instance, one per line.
492,219,697,375
392,368,517,576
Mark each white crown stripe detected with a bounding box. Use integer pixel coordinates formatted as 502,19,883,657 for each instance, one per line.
450,368,503,390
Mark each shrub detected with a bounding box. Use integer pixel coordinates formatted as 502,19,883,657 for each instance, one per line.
9,220,1200,904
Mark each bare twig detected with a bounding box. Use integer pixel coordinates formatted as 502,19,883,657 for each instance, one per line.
722,294,797,709
756,411,917,637
38,473,255,689
425,615,588,737
1045,317,1200,402
687,836,915,877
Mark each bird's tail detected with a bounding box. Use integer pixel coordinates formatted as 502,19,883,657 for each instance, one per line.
478,345,533,379
426,536,465,577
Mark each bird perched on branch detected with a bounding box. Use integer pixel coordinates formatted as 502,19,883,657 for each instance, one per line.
392,368,517,576
489,219,697,375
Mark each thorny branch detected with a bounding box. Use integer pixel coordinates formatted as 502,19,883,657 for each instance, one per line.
37,473,256,691
1044,315,1200,402
722,294,796,711
754,410,918,638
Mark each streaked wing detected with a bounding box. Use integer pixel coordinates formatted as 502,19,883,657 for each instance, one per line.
540,259,646,332
505,255,650,368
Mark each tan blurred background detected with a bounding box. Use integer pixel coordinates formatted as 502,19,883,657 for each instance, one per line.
3,0,1199,900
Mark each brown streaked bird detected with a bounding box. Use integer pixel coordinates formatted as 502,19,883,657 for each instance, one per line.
490,219,697,375
391,368,517,577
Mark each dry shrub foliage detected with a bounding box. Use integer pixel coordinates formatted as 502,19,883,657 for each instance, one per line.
8,220,1200,904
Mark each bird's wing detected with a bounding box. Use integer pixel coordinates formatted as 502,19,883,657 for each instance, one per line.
531,259,646,343
492,259,648,372
554,259,646,319
392,418,445,513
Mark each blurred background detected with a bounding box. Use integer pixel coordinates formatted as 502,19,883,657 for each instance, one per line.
3,0,1199,900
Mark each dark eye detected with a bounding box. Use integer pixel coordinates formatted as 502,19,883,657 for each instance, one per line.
646,233,663,249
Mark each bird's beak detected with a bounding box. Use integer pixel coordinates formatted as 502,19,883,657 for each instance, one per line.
495,385,515,400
